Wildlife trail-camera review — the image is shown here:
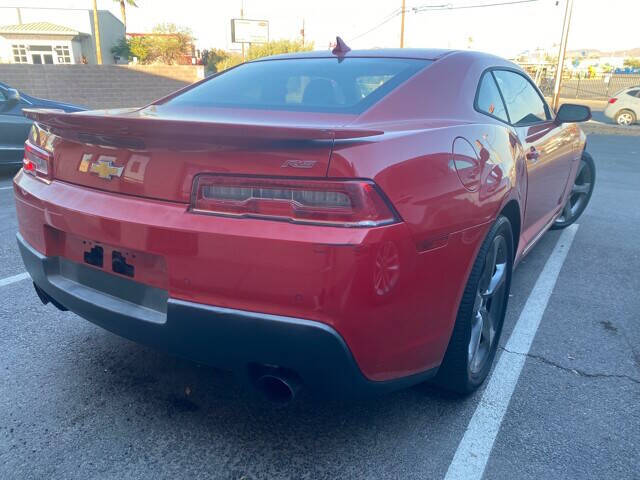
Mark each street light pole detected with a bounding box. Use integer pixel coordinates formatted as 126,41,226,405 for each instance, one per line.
552,0,574,111
92,0,103,64
400,0,406,48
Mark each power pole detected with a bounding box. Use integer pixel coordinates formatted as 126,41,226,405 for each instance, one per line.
301,18,305,47
552,0,574,111
240,1,245,62
400,0,406,48
92,0,103,64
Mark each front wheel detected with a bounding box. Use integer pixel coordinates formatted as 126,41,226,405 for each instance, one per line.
434,216,514,394
552,151,595,230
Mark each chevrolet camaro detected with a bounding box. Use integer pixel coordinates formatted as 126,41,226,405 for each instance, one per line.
13,45,595,403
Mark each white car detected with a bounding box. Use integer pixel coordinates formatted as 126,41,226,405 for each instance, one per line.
604,86,640,125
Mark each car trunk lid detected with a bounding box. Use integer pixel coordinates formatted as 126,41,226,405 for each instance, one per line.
24,106,382,203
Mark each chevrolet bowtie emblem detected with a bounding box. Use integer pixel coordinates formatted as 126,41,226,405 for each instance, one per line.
79,155,123,180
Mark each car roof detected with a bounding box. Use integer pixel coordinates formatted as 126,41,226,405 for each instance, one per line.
612,85,640,96
256,48,458,62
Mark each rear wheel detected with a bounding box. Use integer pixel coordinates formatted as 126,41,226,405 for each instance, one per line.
615,109,636,126
551,151,595,230
434,216,513,394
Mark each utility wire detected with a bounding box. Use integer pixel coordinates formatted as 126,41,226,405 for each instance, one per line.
350,0,540,42
413,0,540,12
349,7,403,42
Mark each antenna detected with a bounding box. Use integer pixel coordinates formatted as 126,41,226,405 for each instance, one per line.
331,36,351,57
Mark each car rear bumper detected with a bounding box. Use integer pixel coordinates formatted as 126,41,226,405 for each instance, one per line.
18,232,436,397
13,171,486,383
603,104,616,119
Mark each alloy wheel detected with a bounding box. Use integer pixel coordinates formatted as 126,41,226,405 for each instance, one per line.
556,158,593,225
616,112,634,126
468,234,508,374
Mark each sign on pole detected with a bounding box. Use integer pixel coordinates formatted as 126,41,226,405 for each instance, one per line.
231,19,269,44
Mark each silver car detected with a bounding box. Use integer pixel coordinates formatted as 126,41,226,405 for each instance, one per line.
604,86,640,125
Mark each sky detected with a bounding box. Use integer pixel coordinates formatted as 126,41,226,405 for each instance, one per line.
2,0,639,58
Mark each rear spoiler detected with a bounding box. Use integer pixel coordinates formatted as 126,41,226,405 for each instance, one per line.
23,108,384,142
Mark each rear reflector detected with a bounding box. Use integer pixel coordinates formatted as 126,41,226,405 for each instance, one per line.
23,141,52,179
191,176,398,227
608,98,617,104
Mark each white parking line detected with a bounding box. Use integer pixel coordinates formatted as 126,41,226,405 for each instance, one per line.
0,186,13,190
0,272,30,287
444,224,579,480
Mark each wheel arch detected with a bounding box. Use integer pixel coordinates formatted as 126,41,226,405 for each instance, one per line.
615,108,637,123
499,199,521,256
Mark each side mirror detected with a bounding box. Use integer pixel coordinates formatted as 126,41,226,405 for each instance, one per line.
556,103,591,124
1,88,21,112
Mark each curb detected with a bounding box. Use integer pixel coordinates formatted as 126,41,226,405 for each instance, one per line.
582,121,640,136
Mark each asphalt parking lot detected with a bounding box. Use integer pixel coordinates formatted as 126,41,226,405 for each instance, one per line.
0,132,639,480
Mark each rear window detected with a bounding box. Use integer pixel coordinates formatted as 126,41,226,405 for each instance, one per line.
166,57,431,114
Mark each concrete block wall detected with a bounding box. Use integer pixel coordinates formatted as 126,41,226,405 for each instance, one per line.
0,64,204,109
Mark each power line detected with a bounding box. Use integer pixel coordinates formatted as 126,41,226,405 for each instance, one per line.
349,0,540,42
349,7,403,42
413,0,540,13
350,4,451,42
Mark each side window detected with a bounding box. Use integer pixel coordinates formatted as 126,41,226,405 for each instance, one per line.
626,89,640,98
0,89,6,109
476,73,508,122
493,70,550,126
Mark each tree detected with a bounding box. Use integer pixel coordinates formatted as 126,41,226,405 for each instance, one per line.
110,37,130,59
108,24,192,65
203,48,236,74
624,58,640,69
213,52,243,73
110,36,152,63
128,36,154,63
150,23,194,64
207,39,314,73
246,39,313,62
113,0,138,32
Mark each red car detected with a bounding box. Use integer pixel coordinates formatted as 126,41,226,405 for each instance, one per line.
14,48,595,403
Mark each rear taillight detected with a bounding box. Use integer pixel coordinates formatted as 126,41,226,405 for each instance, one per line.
191,175,399,227
23,141,53,181
609,97,618,104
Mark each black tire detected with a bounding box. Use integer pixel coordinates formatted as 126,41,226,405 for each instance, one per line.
614,109,636,126
551,151,595,230
434,216,514,394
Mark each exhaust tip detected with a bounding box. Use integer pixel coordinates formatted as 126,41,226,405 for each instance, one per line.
256,375,296,405
252,366,302,406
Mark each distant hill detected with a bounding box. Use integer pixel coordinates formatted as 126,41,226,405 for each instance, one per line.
566,48,640,58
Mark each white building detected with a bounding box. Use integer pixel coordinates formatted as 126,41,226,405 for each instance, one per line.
0,7,124,65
